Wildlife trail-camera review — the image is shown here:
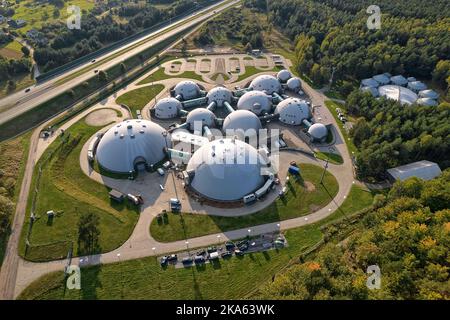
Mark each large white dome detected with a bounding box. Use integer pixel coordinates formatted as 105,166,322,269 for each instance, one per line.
277,69,292,83
308,123,328,141
207,86,233,107
249,75,281,94
222,110,262,134
174,80,201,100
378,85,418,105
275,98,310,125
237,90,272,115
154,97,182,119
186,108,216,130
96,119,170,173
287,77,302,92
187,139,266,201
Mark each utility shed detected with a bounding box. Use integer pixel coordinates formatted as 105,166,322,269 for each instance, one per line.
387,161,442,182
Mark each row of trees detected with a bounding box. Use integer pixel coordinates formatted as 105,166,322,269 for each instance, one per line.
258,172,450,299
347,91,450,180
0,56,32,82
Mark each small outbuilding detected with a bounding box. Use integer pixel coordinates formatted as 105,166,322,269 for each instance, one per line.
407,81,427,93
390,75,408,87
373,74,390,85
418,89,439,100
361,78,379,88
387,160,442,182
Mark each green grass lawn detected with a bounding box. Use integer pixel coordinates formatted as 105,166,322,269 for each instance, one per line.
115,84,164,117
236,66,280,82
18,185,375,300
315,152,344,165
18,119,140,262
150,163,339,242
324,100,358,155
138,67,205,84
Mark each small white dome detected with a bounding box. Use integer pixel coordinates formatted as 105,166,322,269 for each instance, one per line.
186,108,216,130
154,97,182,119
308,123,328,140
275,98,310,125
286,77,302,92
207,86,233,107
249,75,281,94
187,139,267,201
417,98,438,107
277,69,292,83
96,119,170,173
237,90,272,115
222,110,262,134
174,81,201,100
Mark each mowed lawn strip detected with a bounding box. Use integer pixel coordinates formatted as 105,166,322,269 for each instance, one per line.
19,117,139,261
150,163,339,242
138,67,205,84
116,84,165,117
19,185,375,300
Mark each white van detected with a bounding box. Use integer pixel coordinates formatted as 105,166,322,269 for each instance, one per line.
157,168,165,176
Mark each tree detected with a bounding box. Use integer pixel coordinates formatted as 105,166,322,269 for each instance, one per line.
77,212,100,254
244,42,253,53
6,80,15,92
21,46,30,57
98,70,108,82
120,63,126,73
181,38,188,57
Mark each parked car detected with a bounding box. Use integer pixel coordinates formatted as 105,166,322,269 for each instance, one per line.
167,254,178,262
182,257,193,265
157,168,165,176
209,252,219,260
221,251,232,259
194,255,205,264
225,242,235,251
207,246,217,253
196,249,206,256
160,256,168,266
238,243,249,251
234,250,244,256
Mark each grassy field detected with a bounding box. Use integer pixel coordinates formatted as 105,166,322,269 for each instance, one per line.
11,0,95,33
0,40,24,59
116,84,164,117
0,132,31,268
18,118,139,262
315,152,344,165
19,185,375,300
138,67,205,84
324,101,358,155
150,163,339,242
236,65,281,82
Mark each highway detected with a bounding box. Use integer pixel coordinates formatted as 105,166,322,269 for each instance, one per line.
0,0,240,126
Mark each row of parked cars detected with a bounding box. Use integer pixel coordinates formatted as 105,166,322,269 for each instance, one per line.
335,108,347,123
160,241,251,267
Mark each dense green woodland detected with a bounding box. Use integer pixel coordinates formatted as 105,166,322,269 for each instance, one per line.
257,172,450,299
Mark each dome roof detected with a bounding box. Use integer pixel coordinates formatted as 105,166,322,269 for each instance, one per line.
186,108,216,130
187,139,266,201
277,69,292,83
286,77,302,92
222,110,262,134
275,98,310,125
96,120,170,173
174,81,201,100
249,75,281,94
418,89,439,99
206,86,233,107
154,97,182,119
308,123,328,140
417,98,438,107
378,85,418,105
237,90,272,115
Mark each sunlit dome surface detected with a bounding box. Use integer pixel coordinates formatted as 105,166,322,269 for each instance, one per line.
154,97,182,119
187,139,266,201
286,77,302,92
186,108,216,130
237,90,272,115
206,86,233,107
96,120,170,173
222,110,262,134
249,75,281,94
174,81,201,100
378,85,418,105
275,98,310,125
277,69,292,83
417,98,438,107
308,123,328,140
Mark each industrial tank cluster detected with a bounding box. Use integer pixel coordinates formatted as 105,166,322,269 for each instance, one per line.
91,69,329,203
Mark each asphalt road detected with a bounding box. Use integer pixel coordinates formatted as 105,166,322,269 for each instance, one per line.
0,0,239,125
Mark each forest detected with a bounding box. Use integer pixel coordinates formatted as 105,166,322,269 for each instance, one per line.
257,171,450,300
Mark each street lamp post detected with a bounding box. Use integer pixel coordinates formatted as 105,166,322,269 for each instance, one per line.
117,253,124,298
320,160,329,184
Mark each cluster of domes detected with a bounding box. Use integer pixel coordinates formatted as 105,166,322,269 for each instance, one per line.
237,91,272,115
275,98,310,125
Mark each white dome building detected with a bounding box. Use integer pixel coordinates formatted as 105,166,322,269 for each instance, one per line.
174,81,201,100
308,123,328,142
206,86,233,107
222,110,262,134
154,97,182,119
277,69,292,83
186,108,216,130
249,75,281,94
96,119,170,173
187,138,267,201
286,77,302,92
275,98,311,125
237,91,272,115
417,98,438,107
378,85,418,105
